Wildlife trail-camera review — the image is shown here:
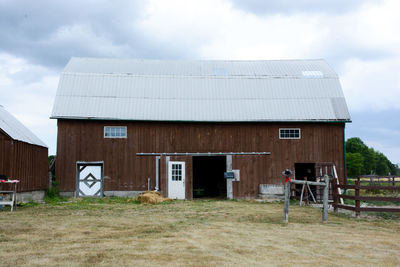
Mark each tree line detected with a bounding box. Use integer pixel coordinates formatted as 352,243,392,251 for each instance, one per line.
346,137,399,177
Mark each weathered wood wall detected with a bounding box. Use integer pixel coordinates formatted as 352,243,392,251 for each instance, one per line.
56,120,345,198
0,130,48,192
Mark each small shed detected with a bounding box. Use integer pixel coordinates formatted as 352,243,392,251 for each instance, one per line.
0,105,48,201
52,58,351,199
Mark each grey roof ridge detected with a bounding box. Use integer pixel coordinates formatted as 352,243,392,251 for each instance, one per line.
61,72,339,79
69,57,327,62
50,115,351,122
54,95,344,100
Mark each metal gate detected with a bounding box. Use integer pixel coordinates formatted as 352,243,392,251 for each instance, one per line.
76,162,104,197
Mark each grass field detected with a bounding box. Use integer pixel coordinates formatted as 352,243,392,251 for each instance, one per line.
1,198,400,266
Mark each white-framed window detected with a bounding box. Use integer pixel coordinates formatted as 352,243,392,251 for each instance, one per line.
104,126,127,138
279,128,301,139
171,163,183,181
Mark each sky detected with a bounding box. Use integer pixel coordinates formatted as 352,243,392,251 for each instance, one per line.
0,0,399,164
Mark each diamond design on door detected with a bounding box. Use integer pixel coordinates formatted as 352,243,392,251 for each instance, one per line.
83,173,99,188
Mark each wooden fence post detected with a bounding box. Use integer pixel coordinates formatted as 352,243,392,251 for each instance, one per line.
355,177,360,218
283,181,290,223
332,178,338,213
322,175,329,223
304,177,309,205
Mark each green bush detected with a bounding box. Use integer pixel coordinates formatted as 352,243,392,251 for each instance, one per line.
44,181,65,204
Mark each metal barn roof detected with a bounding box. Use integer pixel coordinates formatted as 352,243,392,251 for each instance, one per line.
0,106,47,147
51,58,351,122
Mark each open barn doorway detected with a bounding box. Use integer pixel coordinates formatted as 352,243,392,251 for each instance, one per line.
193,156,226,198
294,163,316,199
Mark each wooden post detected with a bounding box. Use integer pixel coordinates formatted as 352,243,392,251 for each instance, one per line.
155,156,160,191
290,182,295,197
355,177,360,218
226,155,233,199
322,175,329,223
49,171,53,189
393,176,396,187
283,182,290,223
299,182,305,206
332,178,338,213
304,177,309,205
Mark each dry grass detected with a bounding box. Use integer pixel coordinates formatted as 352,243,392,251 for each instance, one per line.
1,199,400,266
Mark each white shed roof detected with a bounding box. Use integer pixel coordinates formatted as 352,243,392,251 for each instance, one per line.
0,106,47,147
51,58,351,122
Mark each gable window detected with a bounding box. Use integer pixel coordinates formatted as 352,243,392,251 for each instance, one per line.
104,126,127,138
279,128,301,139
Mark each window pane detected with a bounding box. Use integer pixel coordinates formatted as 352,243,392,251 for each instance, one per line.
104,127,127,138
280,128,300,139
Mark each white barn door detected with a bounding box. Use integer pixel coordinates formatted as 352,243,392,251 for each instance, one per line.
168,161,185,199
76,162,104,197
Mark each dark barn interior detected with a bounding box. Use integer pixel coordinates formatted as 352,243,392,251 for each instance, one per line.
193,156,226,198
294,163,316,198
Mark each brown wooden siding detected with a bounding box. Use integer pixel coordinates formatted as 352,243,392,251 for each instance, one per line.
56,120,345,198
0,130,48,192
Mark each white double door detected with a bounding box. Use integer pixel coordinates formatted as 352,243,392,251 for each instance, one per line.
168,161,186,199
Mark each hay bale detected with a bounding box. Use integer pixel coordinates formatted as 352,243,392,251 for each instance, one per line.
137,191,173,204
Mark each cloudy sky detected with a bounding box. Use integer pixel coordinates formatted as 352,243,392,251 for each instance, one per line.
0,0,399,163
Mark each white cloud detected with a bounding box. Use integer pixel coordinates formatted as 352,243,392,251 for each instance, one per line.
47,24,128,57
371,127,400,137
352,0,400,55
199,13,325,60
139,0,232,56
139,0,326,60
0,53,58,154
340,58,400,112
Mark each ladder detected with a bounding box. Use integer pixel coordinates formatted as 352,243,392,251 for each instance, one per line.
315,162,344,204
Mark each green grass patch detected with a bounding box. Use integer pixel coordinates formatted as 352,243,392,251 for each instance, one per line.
18,201,41,207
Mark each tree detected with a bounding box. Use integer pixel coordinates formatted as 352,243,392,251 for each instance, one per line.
387,160,398,175
346,137,367,154
375,152,390,175
346,137,373,174
345,137,398,176
363,148,377,174
346,152,364,177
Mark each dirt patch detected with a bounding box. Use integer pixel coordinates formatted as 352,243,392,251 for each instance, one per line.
137,191,173,204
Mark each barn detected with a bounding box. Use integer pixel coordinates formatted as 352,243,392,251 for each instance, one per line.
51,58,351,199
0,105,49,201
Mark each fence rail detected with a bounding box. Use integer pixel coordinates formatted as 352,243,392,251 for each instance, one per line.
332,177,400,217
348,176,400,186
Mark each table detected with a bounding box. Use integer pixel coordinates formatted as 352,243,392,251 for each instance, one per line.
0,180,19,211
